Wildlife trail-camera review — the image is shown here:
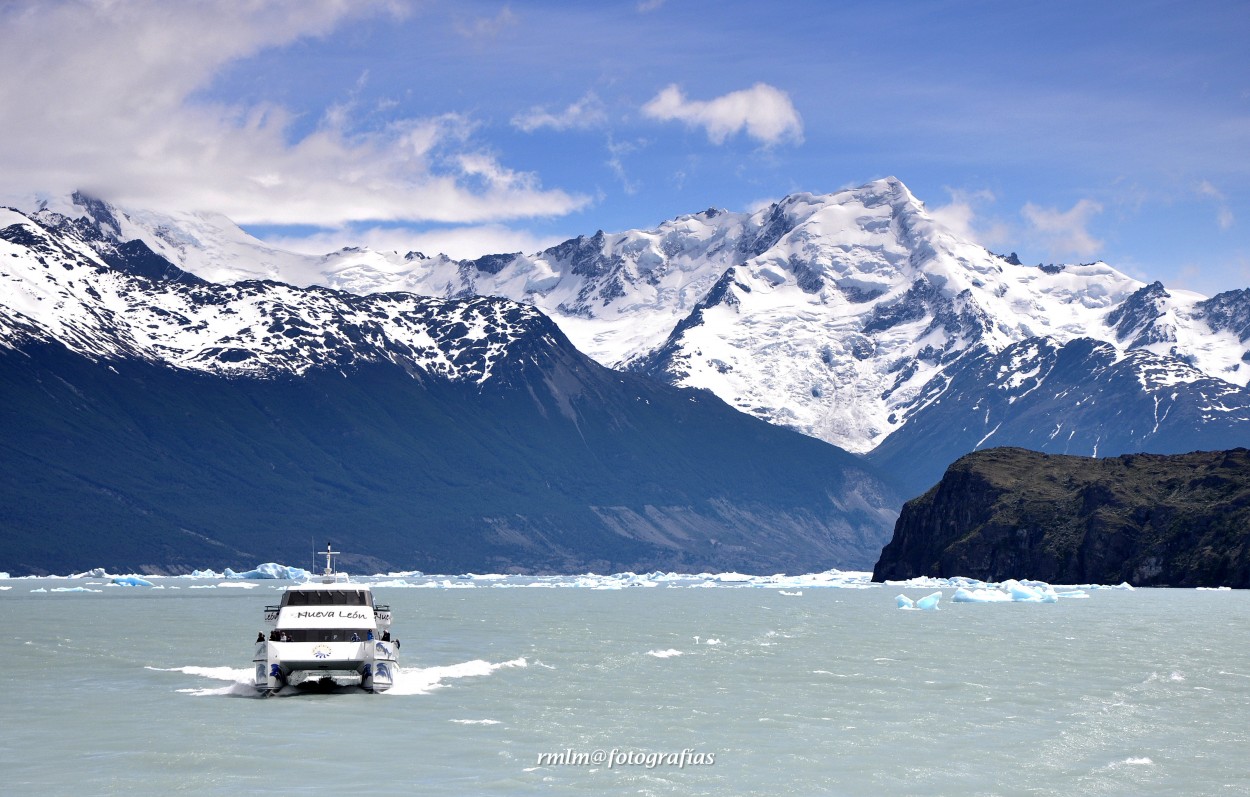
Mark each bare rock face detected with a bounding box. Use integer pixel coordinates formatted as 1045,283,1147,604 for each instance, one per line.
873,447,1250,587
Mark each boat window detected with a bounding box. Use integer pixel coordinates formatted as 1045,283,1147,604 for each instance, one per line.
275,629,373,643
278,590,371,607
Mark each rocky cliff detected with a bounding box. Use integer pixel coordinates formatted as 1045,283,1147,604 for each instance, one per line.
873,447,1250,587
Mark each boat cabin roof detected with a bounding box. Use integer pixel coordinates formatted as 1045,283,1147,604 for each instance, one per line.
279,584,373,608
284,581,372,592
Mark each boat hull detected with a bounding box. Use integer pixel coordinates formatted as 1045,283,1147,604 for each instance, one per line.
254,640,398,693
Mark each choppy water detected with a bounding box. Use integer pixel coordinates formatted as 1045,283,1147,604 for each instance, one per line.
2,573,1248,796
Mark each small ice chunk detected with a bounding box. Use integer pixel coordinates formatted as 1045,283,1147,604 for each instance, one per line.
952,587,1010,603
1004,580,1048,602
896,594,914,609
915,591,941,611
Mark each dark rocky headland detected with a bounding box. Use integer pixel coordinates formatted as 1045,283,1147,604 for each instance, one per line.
874,447,1250,587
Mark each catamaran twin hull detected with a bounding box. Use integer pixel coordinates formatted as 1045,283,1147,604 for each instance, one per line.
252,547,398,694
253,638,397,692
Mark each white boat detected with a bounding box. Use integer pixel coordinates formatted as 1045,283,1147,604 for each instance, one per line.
253,545,398,693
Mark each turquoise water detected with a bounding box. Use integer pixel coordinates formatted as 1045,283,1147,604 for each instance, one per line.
1,575,1248,796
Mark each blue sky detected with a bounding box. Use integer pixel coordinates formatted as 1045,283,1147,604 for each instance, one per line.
1,0,1247,294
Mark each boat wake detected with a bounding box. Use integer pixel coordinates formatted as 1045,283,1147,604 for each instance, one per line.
384,657,527,696
149,657,527,698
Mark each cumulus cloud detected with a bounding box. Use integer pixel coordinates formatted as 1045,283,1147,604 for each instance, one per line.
642,83,803,146
0,0,586,226
1021,199,1104,259
929,188,1012,249
511,93,608,133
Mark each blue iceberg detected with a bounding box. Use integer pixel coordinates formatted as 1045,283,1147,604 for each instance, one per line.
223,563,309,580
111,576,155,587
897,591,941,610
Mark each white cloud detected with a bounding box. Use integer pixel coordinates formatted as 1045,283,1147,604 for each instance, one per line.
1021,199,1104,260
266,223,562,262
636,0,667,11
511,93,608,133
605,136,645,195
1197,180,1234,230
930,188,993,239
455,5,519,40
641,83,803,147
745,196,781,214
1197,180,1226,201
929,188,1012,250
0,0,586,226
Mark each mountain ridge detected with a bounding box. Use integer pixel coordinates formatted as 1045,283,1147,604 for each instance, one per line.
18,178,1250,497
0,205,902,575
34,179,1250,450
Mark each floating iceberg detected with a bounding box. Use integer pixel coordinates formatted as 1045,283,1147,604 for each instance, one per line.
223,563,309,580
111,576,155,587
949,579,1087,603
897,591,941,610
1005,580,1057,603
952,587,1011,603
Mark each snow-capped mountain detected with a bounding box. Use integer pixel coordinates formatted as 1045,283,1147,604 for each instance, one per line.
868,336,1250,497
46,180,1250,463
1,205,548,382
0,204,902,574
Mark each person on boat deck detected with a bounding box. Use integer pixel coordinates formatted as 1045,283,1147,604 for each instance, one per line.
280,631,290,642
366,630,373,641
350,632,360,642
382,630,390,641
256,632,264,643
270,630,279,641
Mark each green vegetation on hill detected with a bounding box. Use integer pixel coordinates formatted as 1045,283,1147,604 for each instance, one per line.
873,447,1250,587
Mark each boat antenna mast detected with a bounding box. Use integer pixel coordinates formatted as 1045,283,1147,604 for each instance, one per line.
322,542,339,578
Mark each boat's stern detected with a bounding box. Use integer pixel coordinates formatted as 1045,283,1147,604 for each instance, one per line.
253,638,399,693
361,639,399,692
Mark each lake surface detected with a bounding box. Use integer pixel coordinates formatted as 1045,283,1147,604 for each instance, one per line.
1,572,1248,796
